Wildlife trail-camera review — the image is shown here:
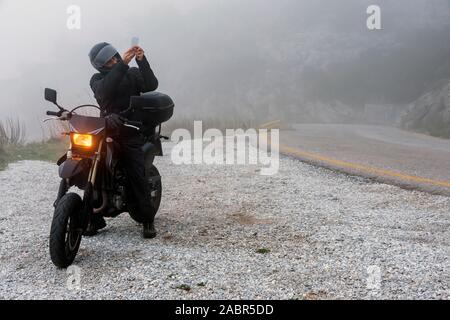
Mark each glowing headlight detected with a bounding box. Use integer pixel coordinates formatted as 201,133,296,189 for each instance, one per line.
71,133,93,148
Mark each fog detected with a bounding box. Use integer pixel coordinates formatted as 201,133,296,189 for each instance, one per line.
1,0,450,140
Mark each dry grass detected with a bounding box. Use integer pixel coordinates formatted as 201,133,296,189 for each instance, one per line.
40,120,70,142
0,118,67,170
0,118,26,149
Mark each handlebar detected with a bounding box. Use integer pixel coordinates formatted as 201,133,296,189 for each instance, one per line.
125,120,143,128
46,111,60,117
45,108,144,132
45,103,100,120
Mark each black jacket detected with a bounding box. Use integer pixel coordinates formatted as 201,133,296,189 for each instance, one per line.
90,56,158,115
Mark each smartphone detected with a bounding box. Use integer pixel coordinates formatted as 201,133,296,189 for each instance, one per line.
131,37,140,47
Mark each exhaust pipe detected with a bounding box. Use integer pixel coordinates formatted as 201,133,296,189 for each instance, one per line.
93,191,108,214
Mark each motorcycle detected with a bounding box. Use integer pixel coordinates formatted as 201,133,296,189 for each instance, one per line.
44,88,174,268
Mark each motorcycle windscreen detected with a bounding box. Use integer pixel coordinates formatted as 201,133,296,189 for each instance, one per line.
69,115,106,135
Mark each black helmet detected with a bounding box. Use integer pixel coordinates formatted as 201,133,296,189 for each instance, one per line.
89,42,120,72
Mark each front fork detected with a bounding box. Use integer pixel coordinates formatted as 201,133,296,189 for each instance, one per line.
54,179,68,208
81,140,104,229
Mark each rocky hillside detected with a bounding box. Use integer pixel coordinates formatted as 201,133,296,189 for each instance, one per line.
401,80,450,138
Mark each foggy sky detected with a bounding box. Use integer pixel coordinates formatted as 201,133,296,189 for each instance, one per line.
1,0,450,140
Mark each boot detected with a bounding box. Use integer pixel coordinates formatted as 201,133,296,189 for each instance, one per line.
83,215,107,237
143,221,157,239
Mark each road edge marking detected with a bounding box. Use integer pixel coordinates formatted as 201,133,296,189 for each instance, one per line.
279,144,450,188
258,120,450,189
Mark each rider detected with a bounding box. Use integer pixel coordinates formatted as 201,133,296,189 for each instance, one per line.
88,42,159,239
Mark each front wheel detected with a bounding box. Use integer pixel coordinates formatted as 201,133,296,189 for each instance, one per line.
49,193,84,268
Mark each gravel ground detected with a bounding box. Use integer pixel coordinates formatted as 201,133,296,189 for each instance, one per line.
0,142,448,300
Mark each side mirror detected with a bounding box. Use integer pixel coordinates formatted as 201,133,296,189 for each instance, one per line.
45,88,58,105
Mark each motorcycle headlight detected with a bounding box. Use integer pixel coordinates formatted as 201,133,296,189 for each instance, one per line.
71,133,93,148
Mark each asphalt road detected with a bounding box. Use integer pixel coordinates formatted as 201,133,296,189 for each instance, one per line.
280,124,450,196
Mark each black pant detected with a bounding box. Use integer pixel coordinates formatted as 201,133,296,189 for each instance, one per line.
117,133,155,223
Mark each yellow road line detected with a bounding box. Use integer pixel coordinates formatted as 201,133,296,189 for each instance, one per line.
259,120,281,130
279,144,450,188
258,120,450,189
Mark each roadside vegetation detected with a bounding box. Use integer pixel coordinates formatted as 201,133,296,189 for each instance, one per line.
0,119,67,171
0,115,268,171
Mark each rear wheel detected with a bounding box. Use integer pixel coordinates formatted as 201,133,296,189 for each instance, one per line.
49,193,83,268
129,163,162,223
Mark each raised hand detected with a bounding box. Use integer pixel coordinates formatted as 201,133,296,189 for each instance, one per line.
122,48,136,65
134,46,145,61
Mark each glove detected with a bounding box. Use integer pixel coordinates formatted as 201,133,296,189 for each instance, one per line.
105,113,125,131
